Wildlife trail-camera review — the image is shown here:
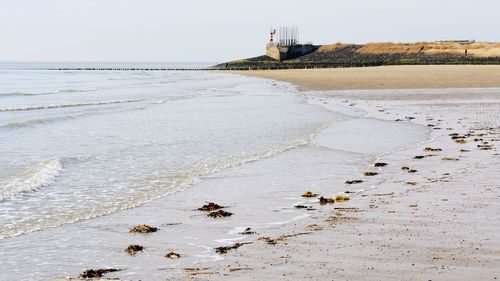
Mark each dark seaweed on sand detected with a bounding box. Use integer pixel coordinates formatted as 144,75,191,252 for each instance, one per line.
207,210,233,218
128,224,158,233
197,202,224,212
125,244,144,256
215,242,252,254
79,268,121,279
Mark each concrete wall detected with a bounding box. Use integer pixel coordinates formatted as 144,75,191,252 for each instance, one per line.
266,45,282,60
266,44,316,61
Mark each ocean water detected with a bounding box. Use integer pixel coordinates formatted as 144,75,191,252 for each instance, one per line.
0,63,337,239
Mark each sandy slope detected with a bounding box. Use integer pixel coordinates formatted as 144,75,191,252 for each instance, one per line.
236,65,500,90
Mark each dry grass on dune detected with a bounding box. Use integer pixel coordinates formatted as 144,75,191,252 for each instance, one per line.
317,43,352,52
357,42,428,54
356,42,500,57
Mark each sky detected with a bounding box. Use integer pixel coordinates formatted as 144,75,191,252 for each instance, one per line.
1,0,498,62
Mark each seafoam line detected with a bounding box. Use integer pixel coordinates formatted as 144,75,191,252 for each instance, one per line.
0,98,145,112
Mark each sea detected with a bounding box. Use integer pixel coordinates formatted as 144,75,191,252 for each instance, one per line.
0,62,336,239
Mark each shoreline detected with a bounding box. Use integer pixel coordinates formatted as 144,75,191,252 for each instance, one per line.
1,71,499,280
201,77,499,280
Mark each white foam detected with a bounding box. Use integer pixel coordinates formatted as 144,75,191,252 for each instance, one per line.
0,89,98,97
0,98,144,112
0,158,63,201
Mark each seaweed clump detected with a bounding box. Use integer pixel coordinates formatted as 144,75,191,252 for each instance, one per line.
207,210,233,218
215,242,252,254
258,236,278,245
301,191,318,198
478,144,493,150
79,268,120,279
125,244,144,256
198,202,224,212
129,224,158,233
402,167,417,173
295,205,315,210
239,227,256,235
333,195,350,202
165,252,181,259
319,196,335,205
345,180,363,184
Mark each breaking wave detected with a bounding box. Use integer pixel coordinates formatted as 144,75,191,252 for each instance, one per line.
0,136,314,239
2,112,96,129
0,158,64,202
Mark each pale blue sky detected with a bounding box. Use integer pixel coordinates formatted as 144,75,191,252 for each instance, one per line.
1,0,498,62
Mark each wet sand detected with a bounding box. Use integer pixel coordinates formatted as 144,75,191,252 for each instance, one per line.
236,65,500,90
195,75,499,280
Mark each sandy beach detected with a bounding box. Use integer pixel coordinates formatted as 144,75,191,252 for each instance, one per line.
236,65,500,90
194,67,499,281
1,66,499,280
